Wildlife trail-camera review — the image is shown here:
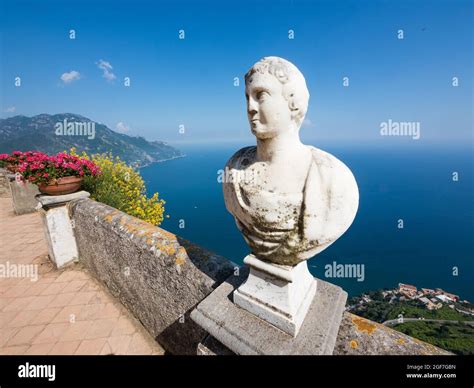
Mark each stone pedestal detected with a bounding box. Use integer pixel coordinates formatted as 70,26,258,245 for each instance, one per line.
7,173,41,215
36,191,90,268
191,267,347,355
233,254,316,337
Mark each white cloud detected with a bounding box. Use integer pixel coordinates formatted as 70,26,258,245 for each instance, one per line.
60,70,81,84
5,106,16,113
97,59,116,81
115,122,130,132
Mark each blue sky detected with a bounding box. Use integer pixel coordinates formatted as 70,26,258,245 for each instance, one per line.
0,0,472,145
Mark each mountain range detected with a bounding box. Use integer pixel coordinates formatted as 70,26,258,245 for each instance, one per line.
0,114,184,166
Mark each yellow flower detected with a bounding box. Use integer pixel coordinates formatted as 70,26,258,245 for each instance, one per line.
81,151,166,225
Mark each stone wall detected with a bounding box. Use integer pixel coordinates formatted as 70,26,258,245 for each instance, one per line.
68,197,450,355
198,312,452,355
69,198,235,354
0,168,40,213
0,168,11,198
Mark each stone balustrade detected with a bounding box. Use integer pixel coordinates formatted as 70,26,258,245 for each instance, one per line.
67,197,450,355
0,168,39,215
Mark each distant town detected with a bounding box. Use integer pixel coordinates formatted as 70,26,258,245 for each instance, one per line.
348,283,473,316
346,284,474,355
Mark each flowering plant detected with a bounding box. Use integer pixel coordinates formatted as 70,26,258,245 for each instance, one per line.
1,151,45,170
18,152,100,185
80,151,166,226
0,153,9,168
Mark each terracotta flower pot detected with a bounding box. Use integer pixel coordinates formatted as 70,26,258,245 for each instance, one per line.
38,176,83,196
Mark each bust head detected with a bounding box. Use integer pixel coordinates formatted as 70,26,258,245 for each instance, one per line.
245,57,310,139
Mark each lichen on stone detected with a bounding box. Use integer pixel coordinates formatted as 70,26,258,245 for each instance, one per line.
351,316,377,335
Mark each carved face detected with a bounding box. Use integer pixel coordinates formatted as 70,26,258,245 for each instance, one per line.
245,72,294,140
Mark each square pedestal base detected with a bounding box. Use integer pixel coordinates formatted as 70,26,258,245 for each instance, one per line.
233,255,316,337
190,269,347,355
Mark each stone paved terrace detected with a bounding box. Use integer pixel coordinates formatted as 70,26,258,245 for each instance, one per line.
0,197,164,355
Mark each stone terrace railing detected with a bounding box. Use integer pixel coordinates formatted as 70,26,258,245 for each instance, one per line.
67,198,450,355
0,168,40,214
69,198,235,354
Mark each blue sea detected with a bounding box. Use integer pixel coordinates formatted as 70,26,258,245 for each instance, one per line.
141,143,473,301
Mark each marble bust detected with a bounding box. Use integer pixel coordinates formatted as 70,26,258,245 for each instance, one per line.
223,57,359,266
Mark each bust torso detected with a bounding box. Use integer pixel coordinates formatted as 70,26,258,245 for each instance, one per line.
223,145,359,265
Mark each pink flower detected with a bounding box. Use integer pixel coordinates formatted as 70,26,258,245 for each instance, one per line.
13,150,99,183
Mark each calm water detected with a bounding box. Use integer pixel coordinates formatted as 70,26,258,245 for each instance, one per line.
141,143,473,300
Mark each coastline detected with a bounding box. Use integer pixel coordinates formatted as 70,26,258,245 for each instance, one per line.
138,154,186,169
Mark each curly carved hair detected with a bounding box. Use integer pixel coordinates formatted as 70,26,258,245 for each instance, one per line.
245,56,310,128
